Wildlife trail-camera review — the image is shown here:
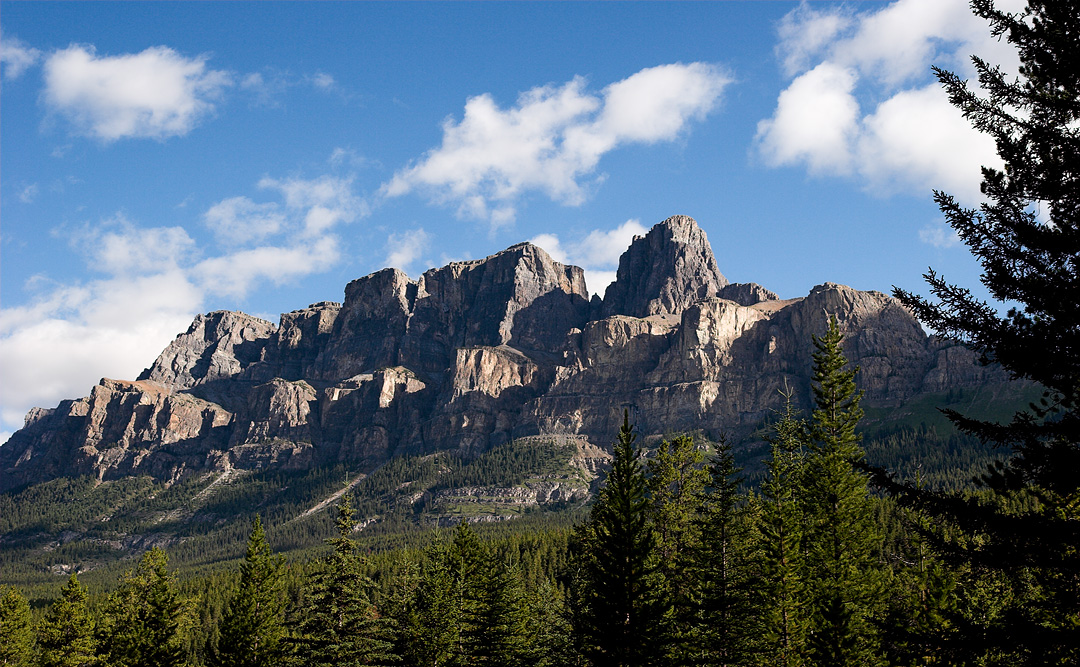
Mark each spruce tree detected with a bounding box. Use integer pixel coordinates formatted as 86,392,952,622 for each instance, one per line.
692,436,750,667
887,1,1079,661
577,410,667,667
291,494,396,667
37,574,101,667
645,432,709,664
801,316,883,667
400,534,460,667
214,515,287,667
753,398,809,667
98,548,192,667
0,586,33,667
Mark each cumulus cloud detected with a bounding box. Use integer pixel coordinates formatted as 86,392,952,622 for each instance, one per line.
384,229,431,274
529,218,647,297
193,236,341,299
0,269,202,433
383,63,730,227
757,0,1024,203
204,196,286,245
1,31,40,79
258,174,368,236
0,170,366,438
42,44,231,141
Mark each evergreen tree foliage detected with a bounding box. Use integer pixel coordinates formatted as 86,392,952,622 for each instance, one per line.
98,548,192,667
399,534,461,667
752,398,810,667
0,586,33,667
802,316,884,667
467,556,534,667
887,1,1079,662
291,493,396,667
645,432,709,664
577,410,667,667
692,435,751,667
214,515,286,667
37,574,101,667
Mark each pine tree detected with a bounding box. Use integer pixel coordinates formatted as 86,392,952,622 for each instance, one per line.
801,316,884,667
214,515,287,667
291,494,396,667
645,432,709,664
468,557,534,667
692,436,750,667
400,534,460,667
37,574,101,667
98,548,192,667
752,398,810,667
577,410,668,667
0,586,33,667
887,1,1079,662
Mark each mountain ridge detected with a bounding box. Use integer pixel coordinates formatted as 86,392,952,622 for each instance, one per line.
0,214,1011,493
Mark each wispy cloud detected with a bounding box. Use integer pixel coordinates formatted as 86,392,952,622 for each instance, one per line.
0,31,41,79
919,221,961,248
42,44,232,141
384,228,431,274
383,63,731,228
757,0,1025,203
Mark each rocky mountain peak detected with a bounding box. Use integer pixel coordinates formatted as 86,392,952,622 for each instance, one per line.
602,214,728,318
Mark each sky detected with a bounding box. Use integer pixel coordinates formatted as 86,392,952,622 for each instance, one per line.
0,0,1024,443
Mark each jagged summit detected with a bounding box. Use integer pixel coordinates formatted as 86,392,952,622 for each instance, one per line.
602,214,728,318
0,214,1009,491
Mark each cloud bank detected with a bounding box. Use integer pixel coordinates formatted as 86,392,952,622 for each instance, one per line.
0,165,366,438
756,0,1024,203
383,63,731,227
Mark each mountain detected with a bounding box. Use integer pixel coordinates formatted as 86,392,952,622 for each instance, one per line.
0,215,1011,495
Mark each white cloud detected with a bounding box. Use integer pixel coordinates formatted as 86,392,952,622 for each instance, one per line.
19,183,39,203
0,269,201,431
529,218,646,297
383,63,731,227
78,214,196,275
757,0,1021,203
1,33,39,80
43,44,231,141
258,175,367,236
384,229,431,274
310,71,335,90
756,63,859,175
193,236,341,299
0,31,40,79
0,169,366,437
919,221,962,248
204,196,286,245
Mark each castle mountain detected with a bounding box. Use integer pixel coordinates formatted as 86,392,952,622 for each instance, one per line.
0,215,1006,492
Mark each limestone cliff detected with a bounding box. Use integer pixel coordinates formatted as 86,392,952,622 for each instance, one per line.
0,215,1010,491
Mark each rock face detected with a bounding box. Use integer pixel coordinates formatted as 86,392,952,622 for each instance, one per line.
602,215,728,317
0,215,1011,491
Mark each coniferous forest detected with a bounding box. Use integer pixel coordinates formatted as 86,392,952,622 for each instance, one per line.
1,1,1077,665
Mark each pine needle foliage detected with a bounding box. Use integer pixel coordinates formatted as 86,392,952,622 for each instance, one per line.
802,316,885,667
214,515,287,667
887,1,1079,662
37,575,101,667
0,586,33,667
290,493,397,667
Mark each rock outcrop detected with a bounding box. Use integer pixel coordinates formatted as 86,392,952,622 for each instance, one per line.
0,215,1012,491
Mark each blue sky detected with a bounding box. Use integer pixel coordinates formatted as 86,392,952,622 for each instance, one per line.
0,0,1022,441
